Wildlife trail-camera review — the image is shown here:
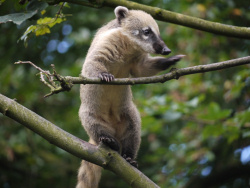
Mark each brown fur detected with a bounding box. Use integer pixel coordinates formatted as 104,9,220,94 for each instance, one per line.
77,6,184,188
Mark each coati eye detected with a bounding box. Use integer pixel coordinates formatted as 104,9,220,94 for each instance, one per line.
142,28,151,36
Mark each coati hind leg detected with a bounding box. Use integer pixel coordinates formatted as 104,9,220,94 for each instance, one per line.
121,136,140,168
99,135,120,151
120,109,141,168
88,124,120,151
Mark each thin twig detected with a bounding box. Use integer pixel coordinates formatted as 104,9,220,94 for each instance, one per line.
40,72,55,89
56,2,66,19
15,61,71,97
15,61,52,76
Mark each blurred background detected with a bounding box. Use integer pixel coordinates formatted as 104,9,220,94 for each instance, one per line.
0,0,250,187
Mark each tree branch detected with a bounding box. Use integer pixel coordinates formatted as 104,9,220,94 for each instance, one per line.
0,93,159,188
16,56,250,97
45,0,250,39
69,56,250,85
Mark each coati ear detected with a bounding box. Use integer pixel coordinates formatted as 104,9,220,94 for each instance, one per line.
114,6,129,23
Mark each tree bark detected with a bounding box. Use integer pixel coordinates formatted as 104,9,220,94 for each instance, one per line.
0,93,159,188
67,56,250,85
46,0,250,39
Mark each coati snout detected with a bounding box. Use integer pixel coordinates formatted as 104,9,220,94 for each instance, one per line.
153,38,171,55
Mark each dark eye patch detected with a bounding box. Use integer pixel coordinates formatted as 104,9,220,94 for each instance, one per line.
142,28,152,36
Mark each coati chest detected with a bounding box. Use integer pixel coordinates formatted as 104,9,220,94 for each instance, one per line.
80,29,144,120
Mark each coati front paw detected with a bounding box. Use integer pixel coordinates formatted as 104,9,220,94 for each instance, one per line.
167,54,185,63
99,136,120,151
122,154,138,168
98,72,115,82
154,54,185,70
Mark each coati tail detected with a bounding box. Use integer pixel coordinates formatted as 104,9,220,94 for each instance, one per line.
76,139,102,188
76,160,102,188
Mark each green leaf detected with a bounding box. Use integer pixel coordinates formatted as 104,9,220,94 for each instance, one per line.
0,0,5,5
37,17,66,28
19,25,37,46
186,95,205,108
37,17,53,25
0,1,48,25
202,124,224,139
198,102,231,121
226,126,239,143
63,2,70,8
235,109,250,127
21,25,36,39
35,26,50,36
26,0,48,12
48,18,65,27
19,17,65,42
141,116,162,133
202,124,239,143
186,97,199,107
0,11,37,25
242,131,250,138
163,110,182,122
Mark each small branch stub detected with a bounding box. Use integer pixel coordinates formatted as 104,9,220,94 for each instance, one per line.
170,67,180,80
15,61,73,97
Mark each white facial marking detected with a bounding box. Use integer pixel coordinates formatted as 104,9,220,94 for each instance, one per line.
132,30,139,35
151,27,158,36
142,35,149,40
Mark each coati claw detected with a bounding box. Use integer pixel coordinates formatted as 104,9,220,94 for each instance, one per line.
122,154,138,168
168,54,185,62
130,160,138,168
98,72,115,82
153,54,185,70
99,136,120,151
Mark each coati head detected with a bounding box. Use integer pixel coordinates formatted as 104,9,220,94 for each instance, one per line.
115,6,171,55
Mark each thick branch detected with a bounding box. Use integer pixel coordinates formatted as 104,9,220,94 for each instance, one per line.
0,93,159,188
46,0,250,39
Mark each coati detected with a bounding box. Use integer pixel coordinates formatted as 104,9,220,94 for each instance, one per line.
77,6,184,188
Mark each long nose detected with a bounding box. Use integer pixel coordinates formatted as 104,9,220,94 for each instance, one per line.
161,46,171,55
153,36,172,55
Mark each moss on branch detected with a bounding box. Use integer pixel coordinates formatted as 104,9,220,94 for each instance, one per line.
0,93,159,188
46,0,250,39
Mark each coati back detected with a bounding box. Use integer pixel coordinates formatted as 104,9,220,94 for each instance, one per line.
77,6,184,188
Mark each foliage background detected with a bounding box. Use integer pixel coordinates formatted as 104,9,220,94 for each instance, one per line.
0,0,249,187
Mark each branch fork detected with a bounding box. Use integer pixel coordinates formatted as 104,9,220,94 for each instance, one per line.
15,61,73,97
